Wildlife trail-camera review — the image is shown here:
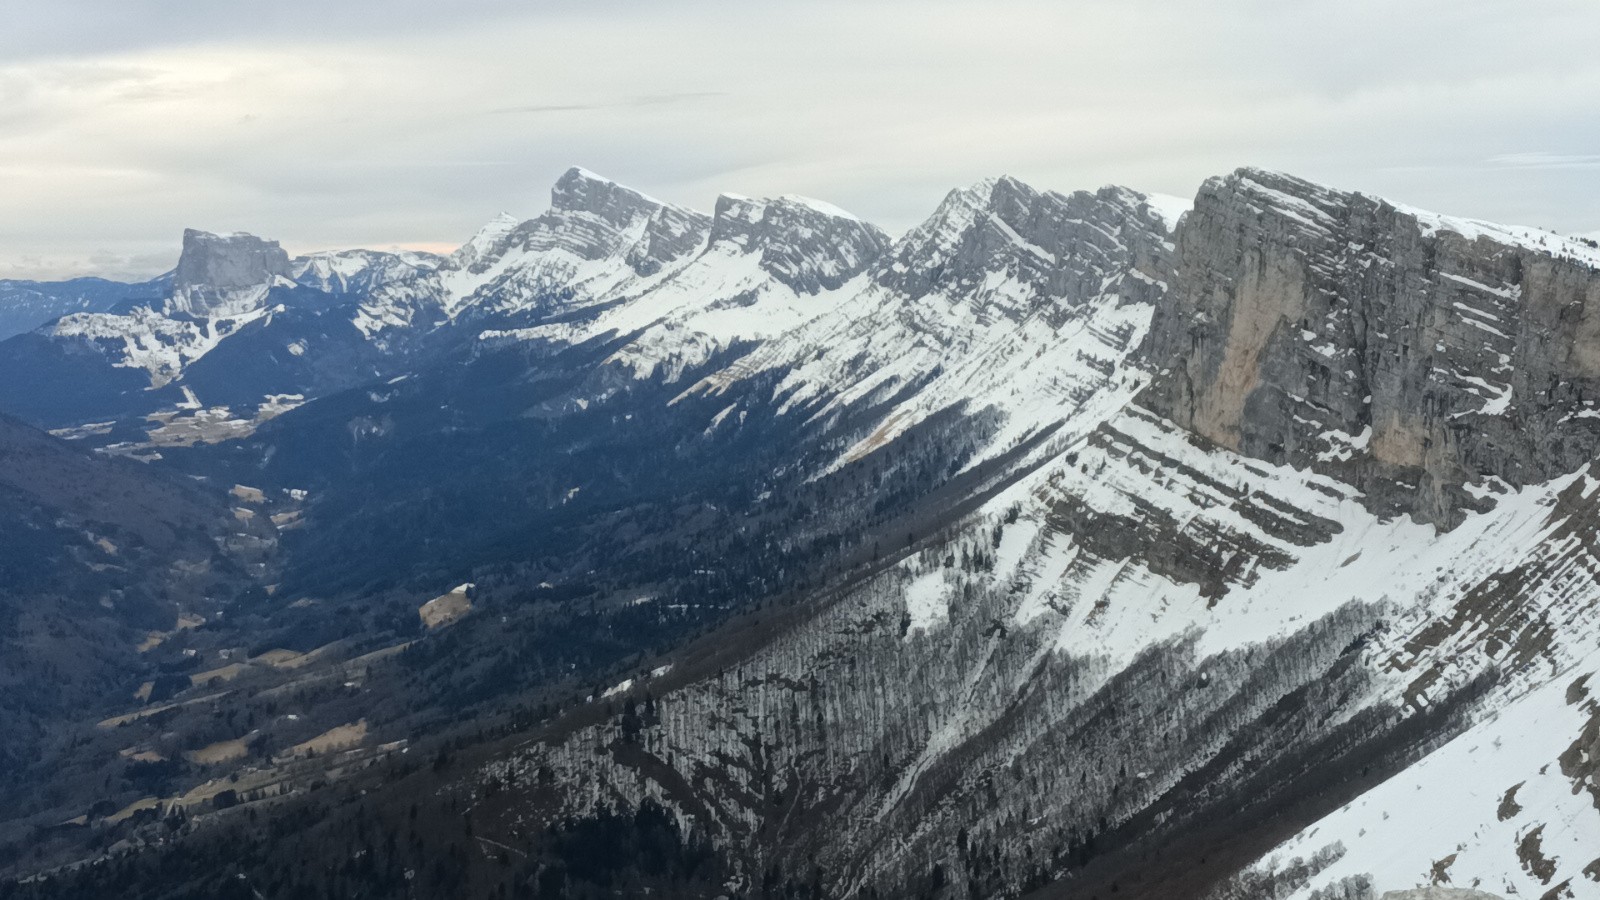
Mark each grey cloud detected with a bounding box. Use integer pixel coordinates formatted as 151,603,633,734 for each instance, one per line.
0,0,549,60
0,247,176,283
2,0,1599,280
486,92,727,116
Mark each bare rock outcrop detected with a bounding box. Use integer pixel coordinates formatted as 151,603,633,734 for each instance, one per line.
168,228,292,317
708,193,889,294
1143,167,1600,526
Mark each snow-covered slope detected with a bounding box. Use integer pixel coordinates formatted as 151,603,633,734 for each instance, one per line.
682,176,1179,472
290,248,443,296
1260,652,1600,899
481,191,890,382
15,229,299,388
476,391,1600,899
354,167,714,334
0,274,169,341
47,303,270,387
442,168,1600,900
0,229,443,430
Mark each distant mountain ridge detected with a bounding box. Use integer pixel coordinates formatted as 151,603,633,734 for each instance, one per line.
0,273,171,341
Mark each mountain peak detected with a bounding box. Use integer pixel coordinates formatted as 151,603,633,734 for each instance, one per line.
922,175,1041,232
710,192,876,234
534,167,712,276
874,174,1175,304
708,193,889,293
776,194,863,222
448,212,524,273
1208,167,1350,229
549,166,671,224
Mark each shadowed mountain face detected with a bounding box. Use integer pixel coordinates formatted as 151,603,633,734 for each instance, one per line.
0,275,170,341
2,167,1598,900
0,413,261,781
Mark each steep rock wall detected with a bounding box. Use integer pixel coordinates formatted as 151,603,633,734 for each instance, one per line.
1145,168,1600,526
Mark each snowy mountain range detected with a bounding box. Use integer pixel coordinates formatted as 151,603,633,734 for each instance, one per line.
0,273,170,342
3,164,1599,899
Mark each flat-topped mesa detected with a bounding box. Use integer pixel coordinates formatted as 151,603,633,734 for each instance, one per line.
1143,165,1600,527
708,193,890,294
874,175,1177,314
509,167,712,277
167,228,292,317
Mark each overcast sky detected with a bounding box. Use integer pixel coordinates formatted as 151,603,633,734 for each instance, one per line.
3,0,1598,280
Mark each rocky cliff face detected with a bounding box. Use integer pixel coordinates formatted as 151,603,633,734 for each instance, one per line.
512,166,712,279
1143,168,1600,526
707,193,890,293
874,176,1175,313
167,229,292,317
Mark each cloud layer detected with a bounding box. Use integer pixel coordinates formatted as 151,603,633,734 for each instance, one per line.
4,0,1599,280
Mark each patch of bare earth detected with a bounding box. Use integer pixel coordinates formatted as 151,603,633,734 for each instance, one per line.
285,720,368,759
419,585,473,629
